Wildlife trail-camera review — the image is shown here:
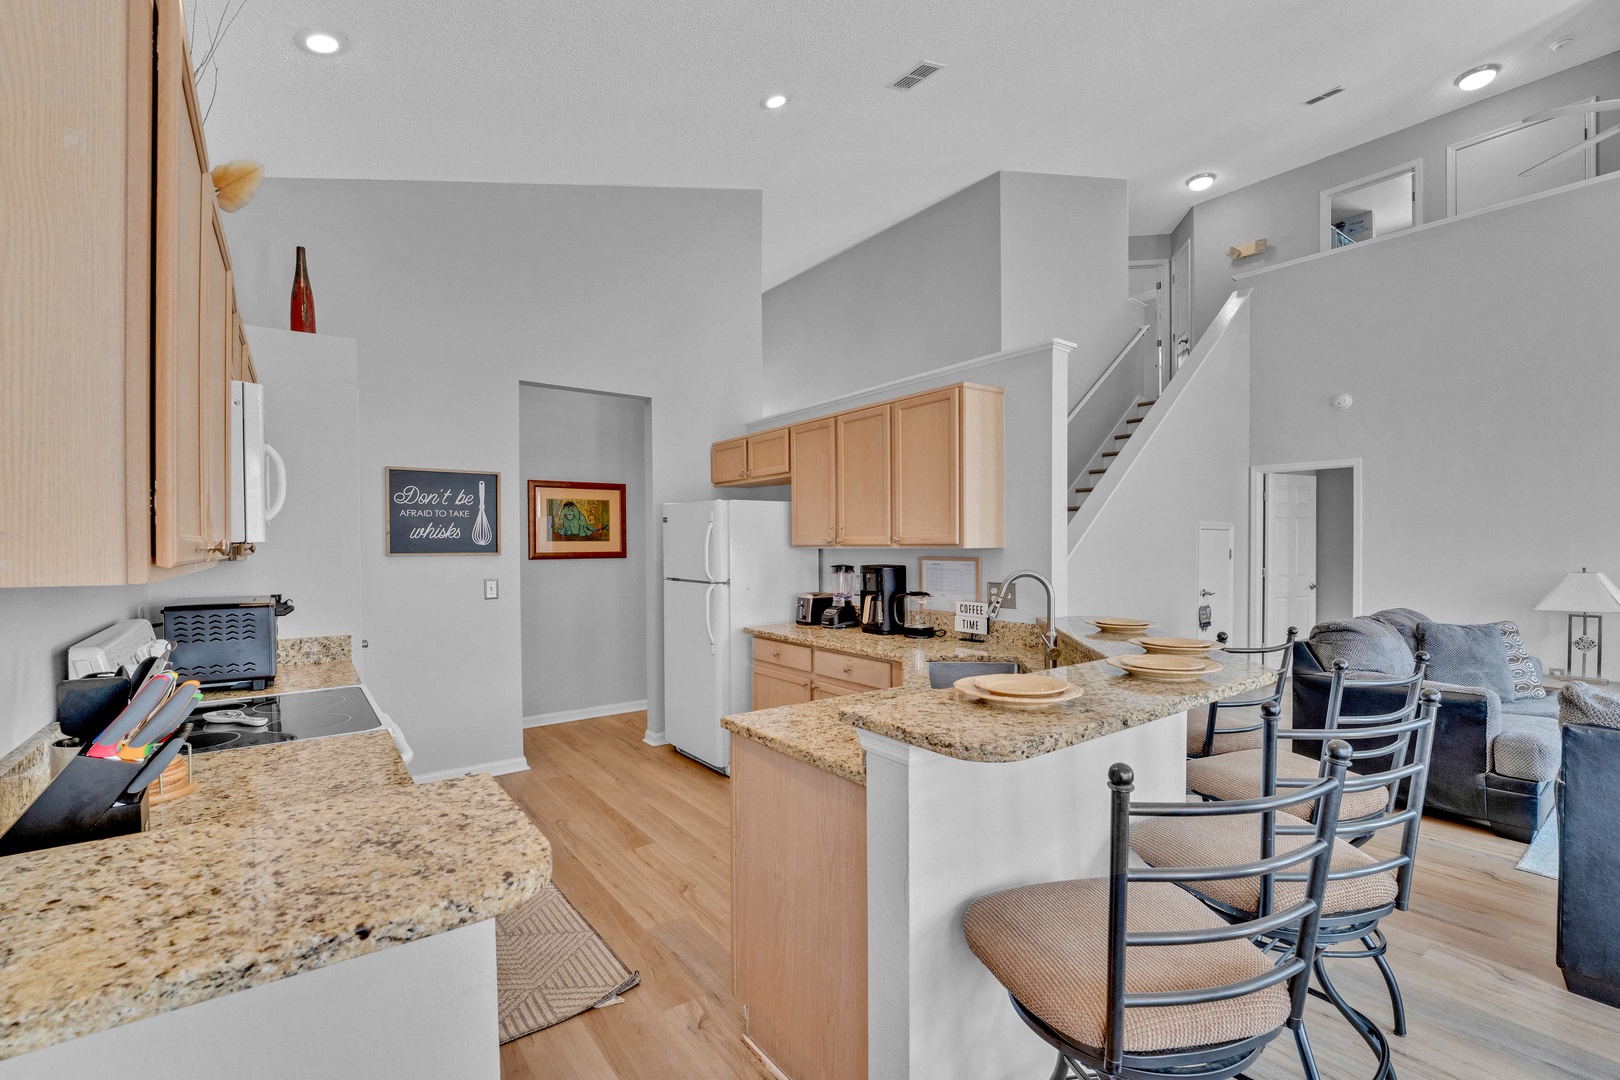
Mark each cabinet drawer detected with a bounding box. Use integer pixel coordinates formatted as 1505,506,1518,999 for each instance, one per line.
813,649,893,690
756,640,812,672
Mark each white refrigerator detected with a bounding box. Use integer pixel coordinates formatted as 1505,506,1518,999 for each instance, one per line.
662,500,819,773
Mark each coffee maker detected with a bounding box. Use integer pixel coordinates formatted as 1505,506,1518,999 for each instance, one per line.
859,564,907,635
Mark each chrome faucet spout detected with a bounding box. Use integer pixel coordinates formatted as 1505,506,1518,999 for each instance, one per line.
987,571,1059,669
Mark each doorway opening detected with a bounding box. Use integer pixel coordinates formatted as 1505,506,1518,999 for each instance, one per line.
1320,161,1422,251
1248,460,1361,645
1447,99,1598,216
1128,259,1170,393
1197,522,1235,642
1169,239,1192,374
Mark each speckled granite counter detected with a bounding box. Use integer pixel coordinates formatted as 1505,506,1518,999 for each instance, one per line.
0,731,550,1061
202,635,360,702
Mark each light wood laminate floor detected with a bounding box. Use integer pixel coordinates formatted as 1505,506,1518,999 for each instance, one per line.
498,711,1620,1080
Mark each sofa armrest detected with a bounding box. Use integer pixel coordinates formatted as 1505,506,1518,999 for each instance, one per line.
1422,681,1501,739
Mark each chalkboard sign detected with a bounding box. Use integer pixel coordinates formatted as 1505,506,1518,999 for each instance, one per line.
385,468,500,555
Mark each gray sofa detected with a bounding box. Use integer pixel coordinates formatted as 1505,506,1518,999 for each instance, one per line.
1291,608,1557,841
1558,680,1620,1007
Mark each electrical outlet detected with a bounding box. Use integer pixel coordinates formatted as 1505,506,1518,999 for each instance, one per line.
483,578,498,600
988,581,1016,609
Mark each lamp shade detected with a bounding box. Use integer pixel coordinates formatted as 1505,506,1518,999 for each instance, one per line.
1535,571,1620,613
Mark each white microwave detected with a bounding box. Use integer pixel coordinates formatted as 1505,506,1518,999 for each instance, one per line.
229,380,286,544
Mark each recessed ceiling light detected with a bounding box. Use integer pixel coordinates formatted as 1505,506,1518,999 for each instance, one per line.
762,94,788,110
1550,37,1574,52
296,30,348,55
1186,173,1216,192
1454,64,1500,91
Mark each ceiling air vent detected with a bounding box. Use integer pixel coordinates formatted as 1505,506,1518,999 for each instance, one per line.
1303,85,1345,105
890,62,944,90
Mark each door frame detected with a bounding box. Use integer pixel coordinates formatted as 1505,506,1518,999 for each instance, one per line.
1169,239,1193,374
1445,99,1596,216
1247,458,1362,645
1196,520,1236,643
1128,259,1171,393
1318,159,1424,252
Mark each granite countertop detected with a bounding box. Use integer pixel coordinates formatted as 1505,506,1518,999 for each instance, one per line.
725,617,1271,780
201,635,360,702
0,730,550,1061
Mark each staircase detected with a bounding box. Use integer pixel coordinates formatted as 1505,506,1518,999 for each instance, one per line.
1069,397,1156,514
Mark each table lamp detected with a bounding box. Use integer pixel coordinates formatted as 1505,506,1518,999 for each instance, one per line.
1535,568,1620,683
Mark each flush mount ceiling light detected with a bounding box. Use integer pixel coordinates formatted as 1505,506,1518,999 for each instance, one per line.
762,94,788,110
296,29,348,55
1186,173,1216,192
1454,64,1500,91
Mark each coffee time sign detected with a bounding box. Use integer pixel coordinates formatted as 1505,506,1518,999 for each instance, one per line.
385,467,500,555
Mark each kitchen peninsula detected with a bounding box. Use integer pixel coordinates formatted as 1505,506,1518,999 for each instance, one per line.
724,618,1278,1080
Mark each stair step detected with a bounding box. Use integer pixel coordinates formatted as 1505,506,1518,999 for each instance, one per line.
1113,433,1131,440
1068,506,1081,513
1137,399,1157,407
1125,417,1143,424
1102,451,1119,458
1089,468,1107,475
1074,486,1094,493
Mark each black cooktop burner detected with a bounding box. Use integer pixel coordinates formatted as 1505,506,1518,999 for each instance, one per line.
183,685,382,753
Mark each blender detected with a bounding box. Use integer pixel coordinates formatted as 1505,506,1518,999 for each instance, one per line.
821,564,860,628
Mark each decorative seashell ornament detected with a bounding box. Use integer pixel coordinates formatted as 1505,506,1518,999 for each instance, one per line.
211,159,264,212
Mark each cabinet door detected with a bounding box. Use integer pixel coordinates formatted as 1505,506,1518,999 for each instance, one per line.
891,387,961,546
711,438,747,485
836,404,891,547
789,419,837,547
151,2,212,567
199,207,231,550
753,664,813,710
746,427,791,482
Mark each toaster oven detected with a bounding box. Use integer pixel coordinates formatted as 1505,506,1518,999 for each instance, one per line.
162,595,287,690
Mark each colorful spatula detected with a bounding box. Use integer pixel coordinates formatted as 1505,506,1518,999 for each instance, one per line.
87,672,177,759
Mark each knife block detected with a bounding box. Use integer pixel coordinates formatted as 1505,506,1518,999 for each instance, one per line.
0,754,149,857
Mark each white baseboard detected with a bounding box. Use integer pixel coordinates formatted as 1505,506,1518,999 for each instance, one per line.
522,699,649,728
412,756,530,784
642,730,668,747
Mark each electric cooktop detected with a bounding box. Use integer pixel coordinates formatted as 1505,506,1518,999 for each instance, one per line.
182,685,382,754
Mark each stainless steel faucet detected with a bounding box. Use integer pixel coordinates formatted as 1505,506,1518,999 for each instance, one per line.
987,571,1058,669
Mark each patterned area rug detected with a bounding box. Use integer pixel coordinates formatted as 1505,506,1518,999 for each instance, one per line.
1516,812,1559,880
496,883,640,1043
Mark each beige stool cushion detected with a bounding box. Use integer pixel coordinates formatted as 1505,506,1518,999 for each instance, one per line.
1130,814,1398,918
1186,748,1391,822
964,878,1291,1054
1186,707,1266,756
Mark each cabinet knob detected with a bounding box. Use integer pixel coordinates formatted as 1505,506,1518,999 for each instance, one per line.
772,649,781,657
843,663,853,673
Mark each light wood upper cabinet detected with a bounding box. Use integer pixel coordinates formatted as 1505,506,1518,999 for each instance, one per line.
836,404,892,547
891,383,1004,548
790,419,837,547
713,427,792,487
711,437,747,486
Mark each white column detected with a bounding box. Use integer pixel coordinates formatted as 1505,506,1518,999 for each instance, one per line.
858,712,1189,1080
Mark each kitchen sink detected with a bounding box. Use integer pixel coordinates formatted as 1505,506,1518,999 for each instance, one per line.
927,661,1018,689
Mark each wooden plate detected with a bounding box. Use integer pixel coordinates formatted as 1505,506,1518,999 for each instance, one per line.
954,677,1084,709
1091,617,1155,632
971,673,1071,698
1130,636,1219,656
1106,654,1223,681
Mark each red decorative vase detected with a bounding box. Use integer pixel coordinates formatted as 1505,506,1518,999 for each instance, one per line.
290,246,316,333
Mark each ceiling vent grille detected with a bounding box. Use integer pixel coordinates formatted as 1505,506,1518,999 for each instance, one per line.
890,62,944,90
1303,85,1345,105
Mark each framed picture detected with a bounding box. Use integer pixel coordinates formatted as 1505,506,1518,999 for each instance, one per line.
919,556,981,611
528,481,627,559
385,467,500,555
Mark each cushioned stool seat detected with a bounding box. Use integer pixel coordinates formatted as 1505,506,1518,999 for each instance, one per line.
1131,815,1398,918
963,878,1291,1054
1186,706,1267,756
1187,748,1391,822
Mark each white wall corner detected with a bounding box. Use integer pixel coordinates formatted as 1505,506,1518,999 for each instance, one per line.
410,756,530,784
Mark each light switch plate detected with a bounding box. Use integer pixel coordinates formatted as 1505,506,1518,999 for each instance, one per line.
483,578,498,600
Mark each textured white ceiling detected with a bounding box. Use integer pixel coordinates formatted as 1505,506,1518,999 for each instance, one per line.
196,0,1620,288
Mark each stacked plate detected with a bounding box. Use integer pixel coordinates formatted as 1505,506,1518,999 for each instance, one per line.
954,673,1084,710
1091,617,1155,634
1130,636,1220,657
1106,654,1224,681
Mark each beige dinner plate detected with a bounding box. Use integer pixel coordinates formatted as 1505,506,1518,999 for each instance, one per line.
971,673,1072,698
1130,636,1220,656
954,677,1084,709
1106,654,1224,681
1091,616,1155,632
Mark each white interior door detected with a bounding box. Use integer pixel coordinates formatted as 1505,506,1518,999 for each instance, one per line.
1263,474,1318,640
1169,241,1191,376
1452,111,1593,215
1197,524,1235,641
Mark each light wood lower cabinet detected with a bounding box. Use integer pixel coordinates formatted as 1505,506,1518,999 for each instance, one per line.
732,736,867,1080
752,664,813,710
751,642,899,708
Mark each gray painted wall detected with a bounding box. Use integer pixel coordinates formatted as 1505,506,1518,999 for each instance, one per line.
519,385,649,720
1128,235,1172,262
1247,173,1620,666
0,329,364,756
1314,467,1355,623
221,179,763,776
1180,52,1620,344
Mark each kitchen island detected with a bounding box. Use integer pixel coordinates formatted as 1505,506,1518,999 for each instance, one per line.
724,618,1276,1080
0,729,549,1078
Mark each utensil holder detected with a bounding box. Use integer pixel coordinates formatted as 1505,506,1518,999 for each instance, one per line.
0,755,149,857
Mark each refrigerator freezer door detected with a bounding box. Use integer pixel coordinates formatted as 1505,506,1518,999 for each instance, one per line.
663,578,732,772
663,501,730,582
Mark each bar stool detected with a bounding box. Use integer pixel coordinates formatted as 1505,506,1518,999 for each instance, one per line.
1187,627,1299,758
964,744,1351,1080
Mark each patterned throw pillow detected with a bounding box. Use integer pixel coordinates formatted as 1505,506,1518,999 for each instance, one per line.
1498,621,1546,699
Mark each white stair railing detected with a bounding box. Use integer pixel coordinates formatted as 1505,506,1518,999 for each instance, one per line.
1066,325,1152,492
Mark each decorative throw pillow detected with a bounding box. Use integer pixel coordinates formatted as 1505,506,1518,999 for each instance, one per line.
1368,608,1430,656
1308,617,1415,677
1558,681,1620,729
1415,622,1519,699
1497,621,1546,699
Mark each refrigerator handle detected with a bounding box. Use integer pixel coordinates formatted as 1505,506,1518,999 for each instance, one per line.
704,584,717,655
703,519,715,583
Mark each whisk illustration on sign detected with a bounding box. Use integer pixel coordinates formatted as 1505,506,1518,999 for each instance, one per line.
472,480,493,546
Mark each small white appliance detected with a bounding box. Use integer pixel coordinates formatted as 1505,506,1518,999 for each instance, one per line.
662,500,819,773
229,380,287,544
66,619,167,679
